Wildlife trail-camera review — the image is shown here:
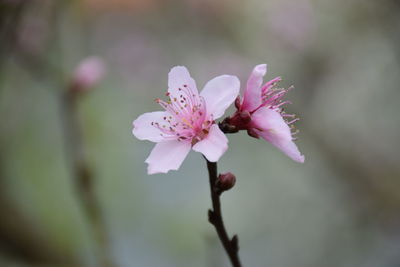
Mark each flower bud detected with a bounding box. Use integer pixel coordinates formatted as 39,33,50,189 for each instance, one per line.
71,56,106,92
216,172,236,193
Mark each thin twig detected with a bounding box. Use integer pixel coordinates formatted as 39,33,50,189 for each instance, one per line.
205,158,242,267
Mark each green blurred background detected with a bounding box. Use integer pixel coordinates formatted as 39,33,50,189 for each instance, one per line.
1,0,400,266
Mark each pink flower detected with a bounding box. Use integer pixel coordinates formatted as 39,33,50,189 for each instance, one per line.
132,66,240,174
72,56,106,91
228,64,304,163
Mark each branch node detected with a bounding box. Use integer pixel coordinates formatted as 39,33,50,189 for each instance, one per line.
208,209,216,224
231,235,239,252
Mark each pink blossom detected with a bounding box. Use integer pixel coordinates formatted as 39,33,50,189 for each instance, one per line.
228,64,304,163
132,66,240,174
72,56,106,91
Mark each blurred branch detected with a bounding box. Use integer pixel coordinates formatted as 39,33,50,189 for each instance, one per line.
61,88,114,267
0,1,113,264
0,3,82,264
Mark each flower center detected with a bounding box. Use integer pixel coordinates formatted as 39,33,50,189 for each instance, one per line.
152,84,211,143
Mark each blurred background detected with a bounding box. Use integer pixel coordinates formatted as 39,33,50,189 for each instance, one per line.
1,0,400,266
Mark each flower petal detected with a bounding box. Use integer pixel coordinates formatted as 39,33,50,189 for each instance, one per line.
168,66,198,99
242,64,267,112
200,75,240,119
145,140,191,174
251,108,304,163
132,111,174,142
192,124,228,162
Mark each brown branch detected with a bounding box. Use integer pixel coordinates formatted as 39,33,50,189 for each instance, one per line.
205,159,242,267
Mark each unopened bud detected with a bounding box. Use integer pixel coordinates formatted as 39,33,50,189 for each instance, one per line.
72,56,106,92
234,96,241,110
239,111,251,124
247,128,259,139
216,172,236,193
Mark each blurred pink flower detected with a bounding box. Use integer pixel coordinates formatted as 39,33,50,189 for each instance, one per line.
72,56,106,91
132,66,240,174
229,64,304,163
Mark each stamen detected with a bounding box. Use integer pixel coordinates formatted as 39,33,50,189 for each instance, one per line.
274,100,292,108
152,83,209,143
282,113,296,118
261,76,282,94
287,118,299,124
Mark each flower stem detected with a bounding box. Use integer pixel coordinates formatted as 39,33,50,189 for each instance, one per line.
205,158,242,267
